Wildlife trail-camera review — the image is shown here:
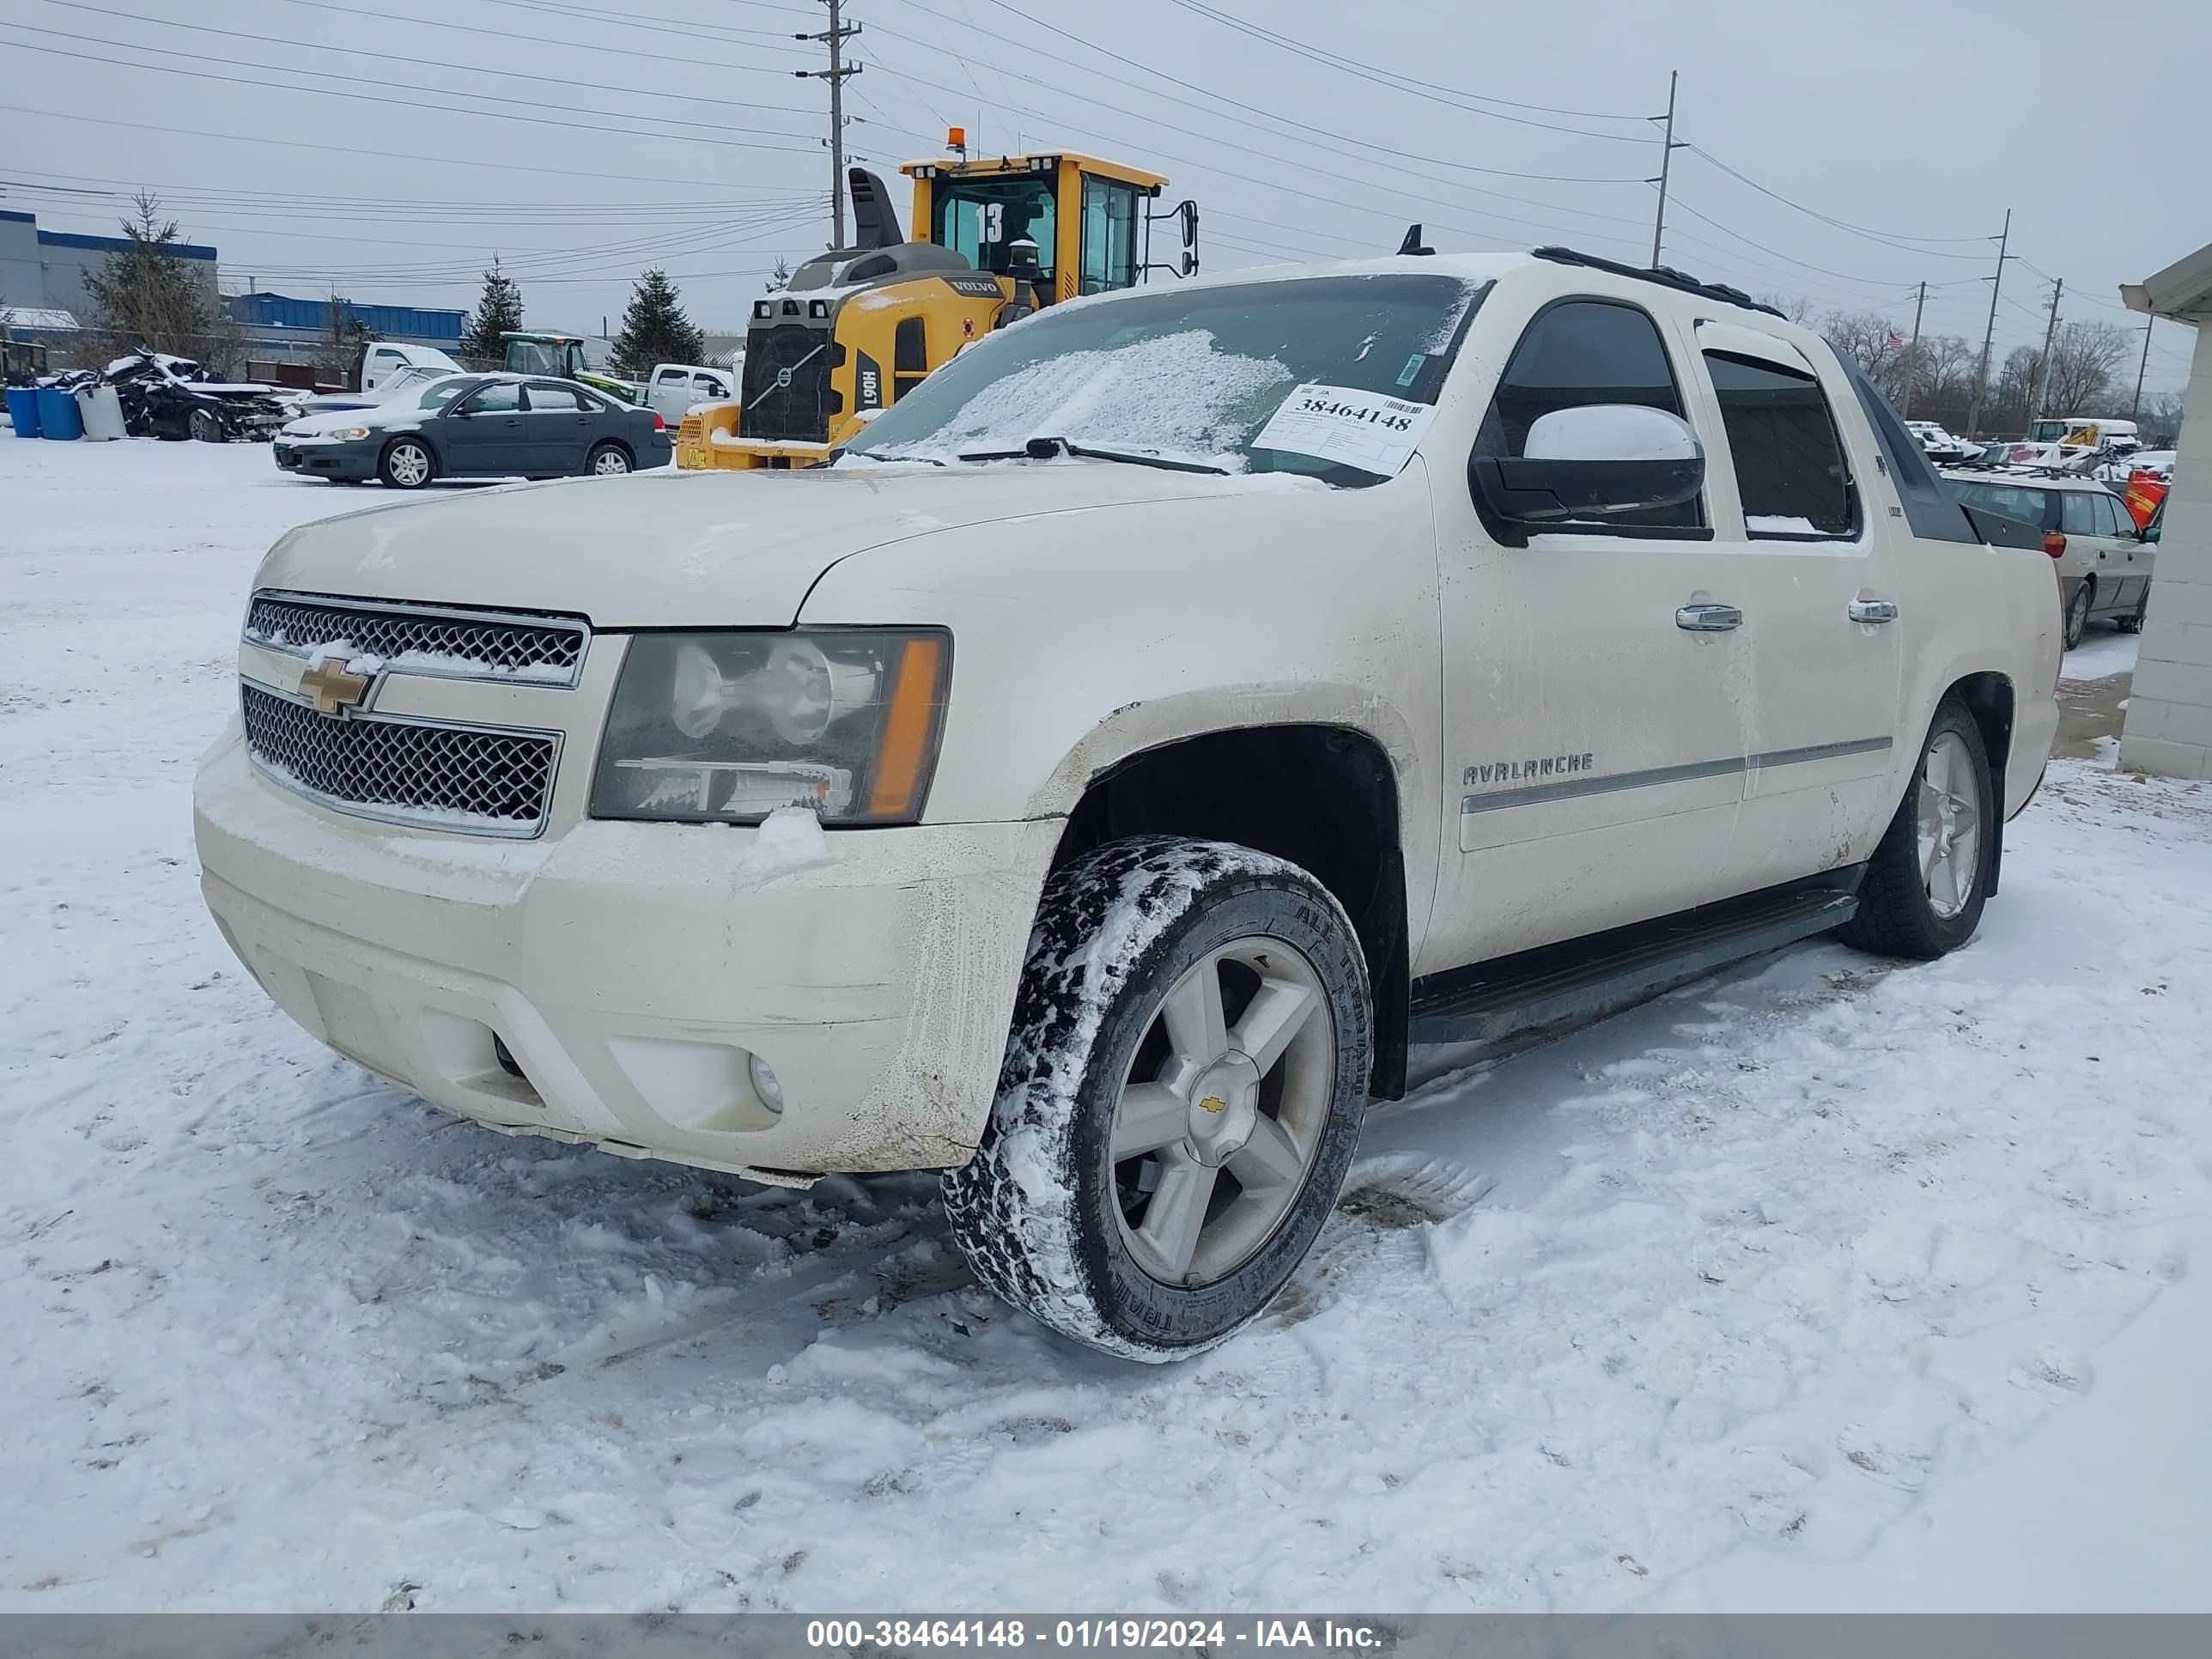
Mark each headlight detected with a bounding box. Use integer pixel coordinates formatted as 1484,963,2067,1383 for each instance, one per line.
337,426,373,441
590,628,951,825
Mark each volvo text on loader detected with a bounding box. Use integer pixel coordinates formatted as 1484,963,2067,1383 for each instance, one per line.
677,136,1195,471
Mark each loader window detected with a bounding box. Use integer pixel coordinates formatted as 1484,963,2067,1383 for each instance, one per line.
1079,177,1139,295
934,178,1058,286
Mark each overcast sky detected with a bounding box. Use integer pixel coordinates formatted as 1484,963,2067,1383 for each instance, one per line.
3,0,2202,391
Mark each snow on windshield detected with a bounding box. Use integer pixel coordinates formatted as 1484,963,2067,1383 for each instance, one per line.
877,330,1292,470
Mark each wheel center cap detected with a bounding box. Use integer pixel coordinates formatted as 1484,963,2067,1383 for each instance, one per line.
1187,1053,1261,1167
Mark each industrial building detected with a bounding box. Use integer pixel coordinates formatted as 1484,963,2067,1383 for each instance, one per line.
1,208,222,326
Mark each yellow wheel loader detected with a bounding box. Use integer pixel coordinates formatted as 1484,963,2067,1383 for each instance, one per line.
678,138,1195,471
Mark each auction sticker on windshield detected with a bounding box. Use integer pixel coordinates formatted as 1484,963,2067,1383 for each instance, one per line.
1252,382,1436,476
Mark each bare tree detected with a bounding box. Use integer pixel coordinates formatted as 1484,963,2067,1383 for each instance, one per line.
1755,290,1815,325
2038,320,2131,418
2136,390,2185,448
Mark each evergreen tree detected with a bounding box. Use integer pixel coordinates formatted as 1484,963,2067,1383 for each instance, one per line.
319,294,371,386
764,258,793,293
459,258,525,368
82,192,221,362
610,267,706,377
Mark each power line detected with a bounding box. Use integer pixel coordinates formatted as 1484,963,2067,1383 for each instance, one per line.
1680,143,1994,256
0,31,826,153
29,1,819,120
0,102,819,190
868,51,1650,259
272,0,810,81
1157,0,1655,130
901,0,1653,196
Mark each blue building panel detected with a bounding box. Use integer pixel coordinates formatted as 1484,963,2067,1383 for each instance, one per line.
226,290,466,343
39,228,219,261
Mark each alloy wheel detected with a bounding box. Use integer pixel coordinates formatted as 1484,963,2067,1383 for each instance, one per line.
1917,728,1982,921
386,443,430,488
591,447,630,476
1107,936,1334,1287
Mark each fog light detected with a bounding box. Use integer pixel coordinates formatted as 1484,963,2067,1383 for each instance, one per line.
749,1053,785,1115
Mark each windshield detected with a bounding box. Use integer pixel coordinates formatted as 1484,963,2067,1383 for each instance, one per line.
507,341,572,375
841,273,1486,484
933,177,1058,283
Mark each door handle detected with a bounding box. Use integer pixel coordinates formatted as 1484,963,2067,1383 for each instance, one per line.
1676,603,1742,632
1847,599,1899,624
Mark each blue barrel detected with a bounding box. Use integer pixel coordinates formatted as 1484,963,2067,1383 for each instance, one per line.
35,386,83,440
4,386,39,437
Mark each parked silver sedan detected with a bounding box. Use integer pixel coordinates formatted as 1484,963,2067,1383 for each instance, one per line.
273,374,672,488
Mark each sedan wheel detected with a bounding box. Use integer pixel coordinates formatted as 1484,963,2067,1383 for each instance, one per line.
587,442,632,476
2063,581,2092,650
189,408,226,444
380,439,434,489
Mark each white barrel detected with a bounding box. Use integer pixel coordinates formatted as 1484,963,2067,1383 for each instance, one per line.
76,385,128,441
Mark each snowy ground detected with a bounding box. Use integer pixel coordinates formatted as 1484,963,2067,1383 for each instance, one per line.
3,438,2209,1613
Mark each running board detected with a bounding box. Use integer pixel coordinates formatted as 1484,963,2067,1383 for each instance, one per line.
1408,875,1862,1060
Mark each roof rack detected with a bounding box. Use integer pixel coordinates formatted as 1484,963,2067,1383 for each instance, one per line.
1532,246,1786,320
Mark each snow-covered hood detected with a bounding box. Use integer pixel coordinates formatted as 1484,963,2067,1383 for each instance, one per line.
280,401,435,438
253,462,1303,628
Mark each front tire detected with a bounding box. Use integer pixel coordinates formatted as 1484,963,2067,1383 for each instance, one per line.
378,437,434,489
188,408,226,444
1838,696,1994,960
586,441,632,477
943,837,1371,1361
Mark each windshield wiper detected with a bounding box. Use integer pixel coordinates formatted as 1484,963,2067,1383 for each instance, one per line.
841,446,945,465
956,435,1230,475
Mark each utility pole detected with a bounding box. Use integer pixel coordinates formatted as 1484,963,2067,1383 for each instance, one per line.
1900,280,1928,417
2131,318,2154,419
1965,208,2011,441
1648,70,1681,268
794,0,862,249
2029,276,2063,426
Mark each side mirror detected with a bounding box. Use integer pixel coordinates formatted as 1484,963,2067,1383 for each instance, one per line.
1468,404,1705,534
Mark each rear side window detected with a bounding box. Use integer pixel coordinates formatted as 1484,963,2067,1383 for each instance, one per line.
1703,351,1856,538
1477,298,1701,530
526,384,585,412
1948,479,2053,527
2060,491,2100,535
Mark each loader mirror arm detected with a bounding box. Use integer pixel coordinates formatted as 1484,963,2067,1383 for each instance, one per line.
1140,198,1200,282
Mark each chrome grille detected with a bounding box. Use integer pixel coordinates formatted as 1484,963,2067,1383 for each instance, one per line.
246,591,587,684
240,684,556,837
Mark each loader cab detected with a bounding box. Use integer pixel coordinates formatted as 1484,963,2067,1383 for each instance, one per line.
902,146,1182,307
501,333,586,380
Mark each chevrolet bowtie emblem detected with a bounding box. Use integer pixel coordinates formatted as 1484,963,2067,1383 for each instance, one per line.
299,655,373,716
1199,1096,1227,1115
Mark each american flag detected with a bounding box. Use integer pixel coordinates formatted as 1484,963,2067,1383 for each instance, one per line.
1885,331,1907,351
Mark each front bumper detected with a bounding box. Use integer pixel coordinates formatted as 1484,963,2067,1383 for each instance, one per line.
274,435,380,479
195,733,1058,1180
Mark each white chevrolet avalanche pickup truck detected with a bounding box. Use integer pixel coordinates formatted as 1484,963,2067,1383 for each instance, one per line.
194,247,2060,1360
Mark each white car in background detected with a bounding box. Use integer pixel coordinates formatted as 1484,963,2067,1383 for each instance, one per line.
646,362,737,426
1904,420,1978,464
